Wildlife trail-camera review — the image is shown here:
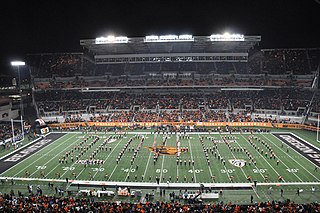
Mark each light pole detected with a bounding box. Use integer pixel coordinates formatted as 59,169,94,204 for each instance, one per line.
11,61,25,141
11,61,25,116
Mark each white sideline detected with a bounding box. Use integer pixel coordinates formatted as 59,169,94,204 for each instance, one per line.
1,176,320,187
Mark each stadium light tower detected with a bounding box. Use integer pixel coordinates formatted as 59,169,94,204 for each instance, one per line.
11,61,25,117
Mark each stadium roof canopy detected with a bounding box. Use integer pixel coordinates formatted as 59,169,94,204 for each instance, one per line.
80,34,261,55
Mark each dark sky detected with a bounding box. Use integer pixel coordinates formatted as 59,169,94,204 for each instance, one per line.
1,0,320,75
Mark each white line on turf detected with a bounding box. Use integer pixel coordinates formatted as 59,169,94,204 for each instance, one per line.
60,135,111,179
31,134,81,177
198,134,214,179
82,135,123,181
235,134,270,182
252,186,261,199
143,152,152,181
143,134,156,180
238,134,284,182
290,132,320,151
123,137,143,182
108,164,119,181
11,133,73,177
267,134,320,181
0,132,52,161
159,135,167,183
216,134,248,180
260,134,303,182
272,131,319,150
188,138,197,183
93,136,123,179
0,133,58,176
46,136,104,177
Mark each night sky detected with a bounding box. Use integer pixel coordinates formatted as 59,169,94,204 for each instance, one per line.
1,0,320,76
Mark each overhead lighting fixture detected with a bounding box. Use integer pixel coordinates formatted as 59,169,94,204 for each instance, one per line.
145,34,194,42
95,36,128,44
11,61,25,66
210,34,244,41
9,95,21,98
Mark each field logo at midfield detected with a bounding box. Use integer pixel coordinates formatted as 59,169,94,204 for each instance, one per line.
146,146,187,155
229,159,246,167
108,139,117,143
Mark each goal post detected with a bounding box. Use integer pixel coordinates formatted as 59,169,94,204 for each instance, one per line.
11,116,25,143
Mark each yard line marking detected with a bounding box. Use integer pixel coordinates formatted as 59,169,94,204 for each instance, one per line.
59,134,112,179
176,135,179,181
108,164,119,181
176,161,179,179
32,134,81,177
159,134,168,183
198,135,214,179
93,136,122,179
143,152,152,180
12,133,73,177
124,135,145,182
188,138,197,183
108,138,129,180
252,186,261,199
159,150,166,182
76,165,86,179
143,134,156,180
92,136,123,180
209,135,230,181
267,134,320,182
260,134,303,182
216,134,248,180
238,134,284,182
59,135,107,179
235,134,269,180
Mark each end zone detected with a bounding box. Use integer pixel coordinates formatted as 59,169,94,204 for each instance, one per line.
0,133,65,174
272,133,320,167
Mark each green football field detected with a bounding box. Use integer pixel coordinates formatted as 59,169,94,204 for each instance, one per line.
1,130,319,185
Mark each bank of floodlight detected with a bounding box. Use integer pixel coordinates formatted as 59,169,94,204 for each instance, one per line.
145,34,194,42
210,33,244,41
95,36,128,44
11,61,26,66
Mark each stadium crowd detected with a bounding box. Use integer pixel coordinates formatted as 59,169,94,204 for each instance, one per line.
33,74,314,90
35,89,313,112
35,88,315,125
28,49,320,78
0,193,319,212
0,124,23,145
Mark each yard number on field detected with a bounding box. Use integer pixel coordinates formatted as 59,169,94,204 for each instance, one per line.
188,169,203,174
156,169,168,173
253,169,267,173
121,168,136,173
92,168,104,172
221,169,235,173
62,166,75,171
286,168,299,173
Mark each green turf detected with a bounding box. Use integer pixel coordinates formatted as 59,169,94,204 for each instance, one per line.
1,129,320,204
0,135,34,158
1,131,319,184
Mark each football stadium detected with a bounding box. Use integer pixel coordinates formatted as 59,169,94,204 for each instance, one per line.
1,32,320,210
